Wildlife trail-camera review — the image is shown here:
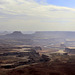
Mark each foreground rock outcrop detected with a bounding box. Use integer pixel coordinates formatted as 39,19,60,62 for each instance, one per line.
7,58,75,75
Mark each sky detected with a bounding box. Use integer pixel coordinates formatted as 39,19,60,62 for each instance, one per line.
0,0,75,31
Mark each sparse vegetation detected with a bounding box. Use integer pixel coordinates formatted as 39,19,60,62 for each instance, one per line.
0,31,75,75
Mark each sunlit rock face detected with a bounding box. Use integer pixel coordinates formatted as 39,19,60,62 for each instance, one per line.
65,47,75,54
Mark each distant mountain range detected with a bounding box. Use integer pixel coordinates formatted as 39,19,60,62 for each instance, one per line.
34,31,75,39
0,31,75,39
0,31,33,39
0,31,75,45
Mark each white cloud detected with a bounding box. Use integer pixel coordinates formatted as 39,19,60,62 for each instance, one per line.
0,0,75,31
0,15,6,18
0,0,75,16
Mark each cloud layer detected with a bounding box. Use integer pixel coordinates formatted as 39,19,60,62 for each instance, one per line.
0,0,75,16
0,0,75,31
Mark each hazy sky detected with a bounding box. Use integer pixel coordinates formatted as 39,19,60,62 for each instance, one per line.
0,0,75,31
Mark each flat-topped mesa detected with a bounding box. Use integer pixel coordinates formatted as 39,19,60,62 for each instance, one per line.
4,31,26,39
5,31,24,37
10,31,23,35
